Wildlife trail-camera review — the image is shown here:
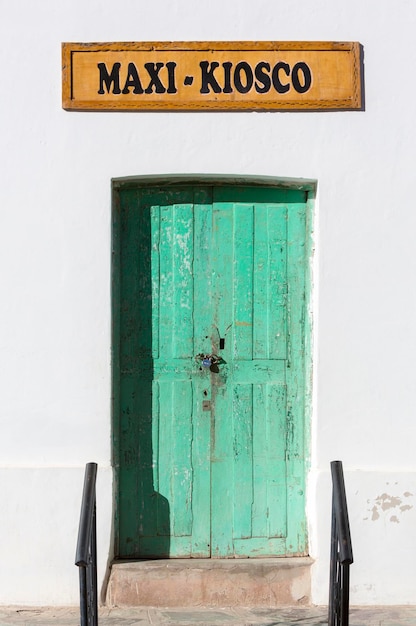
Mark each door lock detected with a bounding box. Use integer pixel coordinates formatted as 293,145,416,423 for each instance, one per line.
195,353,225,373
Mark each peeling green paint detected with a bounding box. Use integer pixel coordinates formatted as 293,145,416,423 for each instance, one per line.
112,182,313,559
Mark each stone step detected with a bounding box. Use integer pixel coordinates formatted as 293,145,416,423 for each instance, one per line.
106,557,313,608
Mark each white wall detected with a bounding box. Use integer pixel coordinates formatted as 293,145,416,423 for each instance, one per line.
1,0,416,606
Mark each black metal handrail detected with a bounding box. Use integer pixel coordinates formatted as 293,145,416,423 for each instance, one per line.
329,460,353,626
75,462,98,626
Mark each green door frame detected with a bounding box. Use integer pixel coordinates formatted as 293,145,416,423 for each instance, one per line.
111,174,315,559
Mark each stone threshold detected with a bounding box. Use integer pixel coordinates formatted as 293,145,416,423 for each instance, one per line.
106,556,313,608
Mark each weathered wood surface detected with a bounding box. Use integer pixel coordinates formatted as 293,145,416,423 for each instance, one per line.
114,184,310,558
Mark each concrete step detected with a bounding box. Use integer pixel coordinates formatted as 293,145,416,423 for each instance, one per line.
106,557,313,608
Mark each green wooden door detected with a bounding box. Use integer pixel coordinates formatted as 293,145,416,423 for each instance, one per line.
114,183,309,559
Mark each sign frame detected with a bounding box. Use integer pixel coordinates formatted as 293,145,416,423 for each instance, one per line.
62,41,363,112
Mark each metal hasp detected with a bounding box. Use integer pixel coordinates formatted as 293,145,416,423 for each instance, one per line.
75,462,98,626
328,460,354,626
195,353,225,373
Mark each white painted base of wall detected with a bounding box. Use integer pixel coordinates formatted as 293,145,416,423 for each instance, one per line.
309,469,416,606
0,467,113,606
1,466,416,606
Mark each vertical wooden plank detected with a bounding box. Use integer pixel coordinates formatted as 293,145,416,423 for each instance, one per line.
152,381,170,540
232,383,253,539
211,202,235,556
251,383,268,538
253,204,269,359
266,383,287,538
210,382,234,556
233,204,254,360
154,192,198,554
118,374,141,555
268,204,288,359
158,204,174,358
152,380,160,494
157,380,173,533
171,380,193,536
112,186,122,557
193,196,213,355
192,189,213,556
117,188,155,557
150,204,160,360
172,204,194,358
285,200,308,554
211,202,234,352
137,390,156,542
190,375,211,556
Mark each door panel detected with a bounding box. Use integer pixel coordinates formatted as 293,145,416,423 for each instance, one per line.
210,189,290,557
150,189,212,557
114,184,309,558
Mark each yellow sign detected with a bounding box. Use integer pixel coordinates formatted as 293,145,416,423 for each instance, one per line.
62,41,363,111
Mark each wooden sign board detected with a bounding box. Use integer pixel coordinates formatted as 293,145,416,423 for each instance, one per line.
62,41,363,112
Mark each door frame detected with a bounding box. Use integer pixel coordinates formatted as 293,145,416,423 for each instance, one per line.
111,174,316,559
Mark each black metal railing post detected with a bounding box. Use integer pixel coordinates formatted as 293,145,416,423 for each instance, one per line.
75,462,98,626
329,460,353,626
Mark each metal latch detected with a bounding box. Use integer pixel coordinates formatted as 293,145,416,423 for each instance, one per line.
195,353,225,373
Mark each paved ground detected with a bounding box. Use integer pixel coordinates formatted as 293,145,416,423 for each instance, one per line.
0,605,415,625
